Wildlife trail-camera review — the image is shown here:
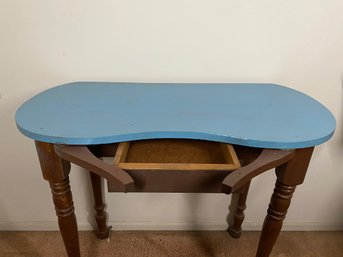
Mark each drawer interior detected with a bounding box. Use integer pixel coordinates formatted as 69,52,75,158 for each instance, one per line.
113,139,240,171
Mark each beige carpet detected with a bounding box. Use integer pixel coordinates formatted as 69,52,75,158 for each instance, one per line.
1,231,343,257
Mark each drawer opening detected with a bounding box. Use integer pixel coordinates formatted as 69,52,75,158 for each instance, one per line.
113,139,241,171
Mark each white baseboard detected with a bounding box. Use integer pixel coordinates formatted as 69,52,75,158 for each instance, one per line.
1,220,343,231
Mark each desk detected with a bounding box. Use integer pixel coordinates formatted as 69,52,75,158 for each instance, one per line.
16,82,335,257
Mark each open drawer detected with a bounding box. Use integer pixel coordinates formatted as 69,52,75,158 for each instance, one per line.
108,139,241,193
54,140,295,194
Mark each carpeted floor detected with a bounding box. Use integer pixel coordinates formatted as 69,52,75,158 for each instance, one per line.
1,231,343,257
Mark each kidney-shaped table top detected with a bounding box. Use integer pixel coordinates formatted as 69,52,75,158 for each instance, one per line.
15,82,336,149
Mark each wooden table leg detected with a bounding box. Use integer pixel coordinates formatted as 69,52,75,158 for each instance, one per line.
256,147,314,257
228,181,251,238
90,172,111,239
35,141,81,257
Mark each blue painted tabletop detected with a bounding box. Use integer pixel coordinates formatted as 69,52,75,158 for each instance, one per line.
15,82,335,149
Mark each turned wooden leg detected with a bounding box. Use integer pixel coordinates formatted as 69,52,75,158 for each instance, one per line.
256,180,295,257
256,147,314,257
228,181,251,238
50,178,81,257
35,141,81,257
90,172,111,239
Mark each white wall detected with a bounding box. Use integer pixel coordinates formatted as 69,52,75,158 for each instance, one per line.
1,1,343,231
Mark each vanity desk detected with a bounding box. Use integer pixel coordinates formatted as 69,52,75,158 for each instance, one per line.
15,82,335,257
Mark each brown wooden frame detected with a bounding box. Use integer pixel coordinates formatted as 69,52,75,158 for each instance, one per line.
35,140,314,257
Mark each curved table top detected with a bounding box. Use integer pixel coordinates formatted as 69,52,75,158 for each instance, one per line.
15,82,335,149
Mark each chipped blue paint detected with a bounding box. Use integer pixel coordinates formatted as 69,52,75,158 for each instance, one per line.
15,82,336,149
